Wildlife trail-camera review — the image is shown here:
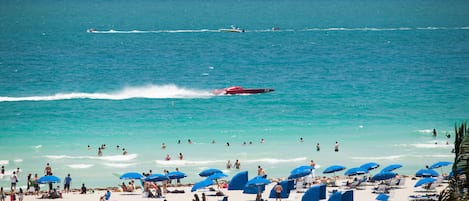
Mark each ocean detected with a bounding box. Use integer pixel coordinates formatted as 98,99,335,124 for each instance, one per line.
1,0,468,189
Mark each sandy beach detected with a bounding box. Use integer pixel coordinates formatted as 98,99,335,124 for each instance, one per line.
7,175,446,201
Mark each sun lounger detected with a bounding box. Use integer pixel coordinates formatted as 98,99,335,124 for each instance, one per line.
328,191,342,201
408,193,438,201
341,190,353,201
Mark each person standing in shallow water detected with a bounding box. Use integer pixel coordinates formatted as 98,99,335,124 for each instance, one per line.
334,141,339,152
432,128,437,137
316,143,320,151
44,163,52,176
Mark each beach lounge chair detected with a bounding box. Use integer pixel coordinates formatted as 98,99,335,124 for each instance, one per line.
328,191,342,201
301,184,320,201
373,183,389,194
228,171,248,190
269,180,291,199
341,190,353,201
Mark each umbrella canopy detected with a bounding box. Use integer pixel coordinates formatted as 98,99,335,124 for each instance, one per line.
38,175,61,184
288,168,311,179
191,179,214,192
290,165,314,174
245,176,271,188
414,178,437,187
376,193,389,201
344,167,368,176
119,172,144,180
144,174,170,182
415,169,439,177
323,165,346,174
166,171,187,180
430,161,453,169
360,162,380,171
199,168,223,177
380,164,403,173
207,173,228,181
372,172,397,181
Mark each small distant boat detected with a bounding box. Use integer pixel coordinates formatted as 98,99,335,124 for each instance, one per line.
219,25,245,33
213,86,274,95
86,28,97,33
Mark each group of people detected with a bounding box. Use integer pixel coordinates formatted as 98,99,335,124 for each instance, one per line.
226,160,241,170
0,163,84,201
89,144,128,156
299,137,340,152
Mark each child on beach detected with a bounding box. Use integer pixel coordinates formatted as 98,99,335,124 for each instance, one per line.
99,190,111,201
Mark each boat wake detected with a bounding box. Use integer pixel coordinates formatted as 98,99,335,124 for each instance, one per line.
0,84,214,102
86,26,469,34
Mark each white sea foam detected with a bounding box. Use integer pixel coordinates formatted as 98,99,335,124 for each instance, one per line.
155,159,225,166
102,163,136,168
410,143,453,148
417,129,433,133
45,154,137,161
413,154,453,158
351,155,403,161
0,84,214,102
14,159,23,163
34,145,42,149
244,157,307,164
0,160,9,165
66,164,94,169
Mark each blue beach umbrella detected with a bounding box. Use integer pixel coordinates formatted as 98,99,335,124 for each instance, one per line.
119,172,144,180
416,169,439,177
323,165,346,174
344,167,368,176
191,179,214,192
245,176,271,188
372,172,397,181
288,168,312,180
290,165,314,173
430,161,452,169
38,175,61,184
380,164,403,173
244,176,271,200
376,193,389,201
166,171,187,180
414,178,437,187
360,162,380,171
199,168,223,177
207,173,228,181
144,174,169,182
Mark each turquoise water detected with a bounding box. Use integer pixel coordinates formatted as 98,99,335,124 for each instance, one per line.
1,0,468,188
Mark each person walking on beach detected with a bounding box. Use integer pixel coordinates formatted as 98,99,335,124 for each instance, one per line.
274,182,283,201
17,188,23,201
0,187,6,201
26,173,31,192
10,171,18,191
44,163,52,176
334,141,339,152
64,174,72,193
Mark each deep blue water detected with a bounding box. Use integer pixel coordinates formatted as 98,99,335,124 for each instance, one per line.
0,0,468,188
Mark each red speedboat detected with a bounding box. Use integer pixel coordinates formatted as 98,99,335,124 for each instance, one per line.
213,86,274,95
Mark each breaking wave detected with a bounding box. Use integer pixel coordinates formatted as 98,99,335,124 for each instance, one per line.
45,153,138,162
0,84,214,102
